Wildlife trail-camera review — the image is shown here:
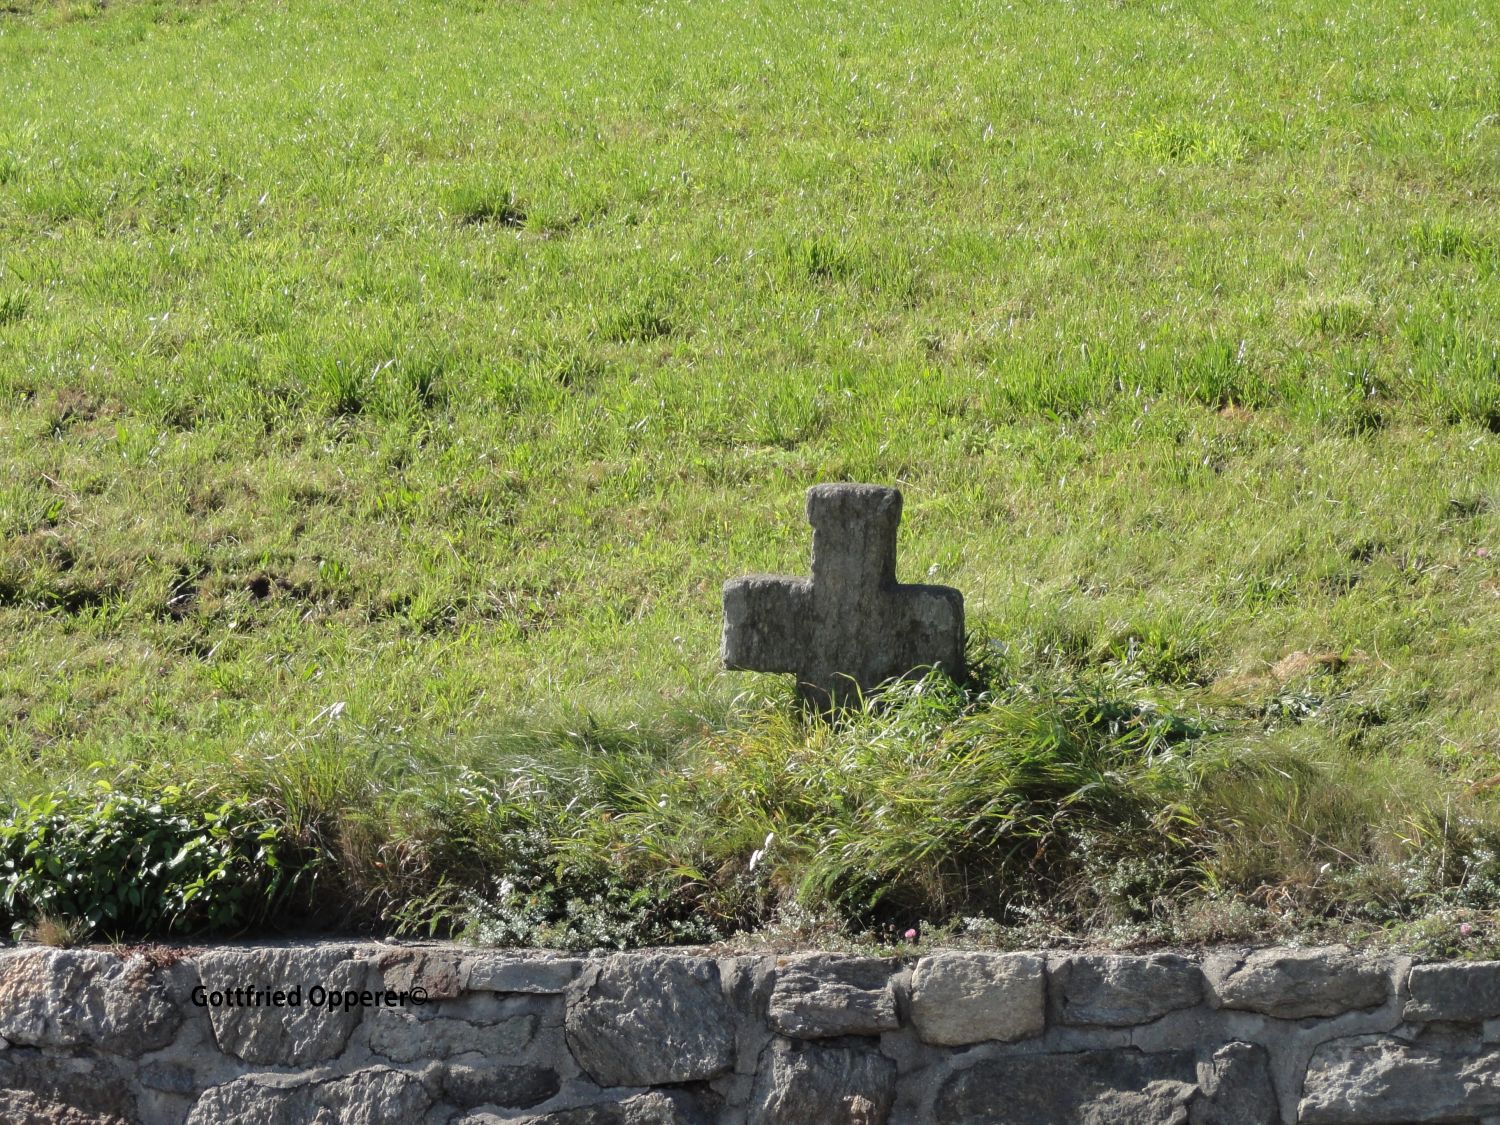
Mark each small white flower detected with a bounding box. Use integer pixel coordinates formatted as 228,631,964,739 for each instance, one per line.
749,832,775,872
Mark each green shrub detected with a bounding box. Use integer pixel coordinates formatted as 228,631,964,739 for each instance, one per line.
433,768,722,950
462,864,722,951
0,786,309,941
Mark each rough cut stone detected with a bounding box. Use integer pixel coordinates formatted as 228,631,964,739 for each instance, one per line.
909,952,1044,1045
480,1090,706,1125
0,1049,135,1123
0,1090,131,1125
767,955,900,1039
1406,961,1500,1022
720,954,776,1021
440,1062,559,1109
185,1065,432,1125
0,950,180,1052
195,947,372,1065
748,1037,896,1125
1300,1036,1500,1123
1052,954,1204,1027
377,949,465,999
1190,1042,1277,1125
565,954,734,1086
722,484,964,709
935,1048,1197,1124
367,1011,536,1062
1204,948,1389,1019
465,955,582,994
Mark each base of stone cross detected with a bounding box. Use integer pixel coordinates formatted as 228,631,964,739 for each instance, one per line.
722,484,964,710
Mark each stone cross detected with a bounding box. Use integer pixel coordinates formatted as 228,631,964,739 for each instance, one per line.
722,484,964,709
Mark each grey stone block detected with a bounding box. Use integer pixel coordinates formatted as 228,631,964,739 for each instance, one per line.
439,1061,559,1109
466,955,582,994
1052,953,1203,1027
195,947,372,1065
909,952,1045,1045
1190,1041,1277,1125
767,955,900,1039
1300,1035,1500,1123
367,1010,536,1062
935,1047,1197,1124
0,1049,136,1123
0,949,180,1052
485,1089,707,1124
1204,948,1389,1019
376,949,465,999
1406,961,1500,1022
748,1037,896,1124
185,1065,432,1125
565,953,735,1086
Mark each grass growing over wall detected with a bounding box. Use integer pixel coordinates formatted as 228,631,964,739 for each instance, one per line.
11,655,1500,950
0,0,1499,943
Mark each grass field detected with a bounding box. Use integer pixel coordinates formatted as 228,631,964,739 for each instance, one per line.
1,0,1499,946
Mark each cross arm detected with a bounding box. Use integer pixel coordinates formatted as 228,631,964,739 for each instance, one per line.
887,583,965,679
721,576,812,674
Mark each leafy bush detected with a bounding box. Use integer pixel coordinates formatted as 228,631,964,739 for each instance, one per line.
429,769,721,950
462,865,722,951
0,786,309,940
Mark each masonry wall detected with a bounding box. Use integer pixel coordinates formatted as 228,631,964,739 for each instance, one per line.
2,942,1499,1123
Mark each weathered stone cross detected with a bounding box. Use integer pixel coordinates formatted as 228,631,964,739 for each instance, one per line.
722,484,965,709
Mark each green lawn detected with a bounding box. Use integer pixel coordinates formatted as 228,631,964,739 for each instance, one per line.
1,0,1498,945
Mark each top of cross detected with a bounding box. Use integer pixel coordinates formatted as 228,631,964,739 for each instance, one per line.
807,483,900,594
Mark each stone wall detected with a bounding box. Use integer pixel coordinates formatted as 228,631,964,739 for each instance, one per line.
3,942,1500,1123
